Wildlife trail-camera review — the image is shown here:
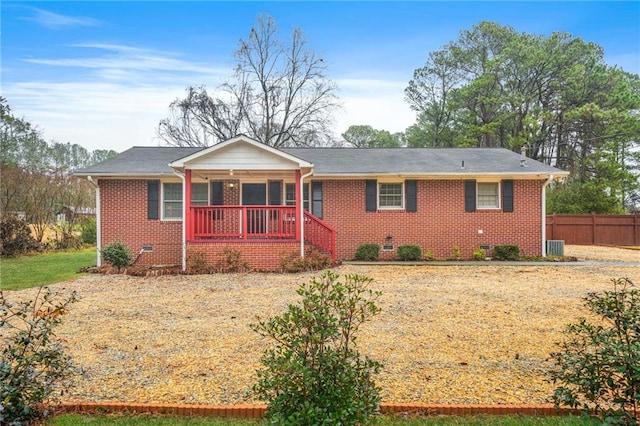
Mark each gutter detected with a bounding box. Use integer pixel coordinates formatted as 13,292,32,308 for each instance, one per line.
87,176,101,267
541,174,554,256
173,170,186,270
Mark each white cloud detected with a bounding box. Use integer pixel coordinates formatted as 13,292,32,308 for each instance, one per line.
23,7,101,29
6,43,416,153
5,80,192,151
24,44,229,82
5,76,417,153
335,77,415,137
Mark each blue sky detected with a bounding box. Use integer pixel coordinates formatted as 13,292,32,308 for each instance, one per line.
2,1,639,153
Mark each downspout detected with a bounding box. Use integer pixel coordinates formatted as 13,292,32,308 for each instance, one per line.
87,176,101,267
173,170,186,270
300,169,314,258
541,174,554,257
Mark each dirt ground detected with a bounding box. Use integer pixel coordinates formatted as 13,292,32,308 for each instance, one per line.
6,245,639,406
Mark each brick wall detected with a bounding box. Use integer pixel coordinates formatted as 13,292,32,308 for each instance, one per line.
100,178,545,268
322,179,544,261
187,241,302,271
100,179,182,266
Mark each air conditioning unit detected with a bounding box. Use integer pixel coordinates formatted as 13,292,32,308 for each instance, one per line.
546,240,565,256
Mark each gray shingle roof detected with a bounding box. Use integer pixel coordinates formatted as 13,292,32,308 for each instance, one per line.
75,147,202,176
75,146,566,177
281,147,563,176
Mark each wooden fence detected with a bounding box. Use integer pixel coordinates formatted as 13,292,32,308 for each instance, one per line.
546,213,640,246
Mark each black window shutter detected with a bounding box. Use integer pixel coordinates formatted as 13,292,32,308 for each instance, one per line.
147,180,159,220
366,180,377,212
269,180,282,205
210,181,223,205
405,180,417,212
312,181,323,219
502,180,514,212
464,180,476,212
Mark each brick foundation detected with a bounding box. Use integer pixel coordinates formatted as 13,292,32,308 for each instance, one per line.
186,240,302,271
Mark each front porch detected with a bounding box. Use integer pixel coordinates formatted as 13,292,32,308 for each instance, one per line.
187,205,336,260
170,137,336,270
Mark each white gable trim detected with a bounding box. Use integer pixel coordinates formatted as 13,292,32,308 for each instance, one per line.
169,135,313,169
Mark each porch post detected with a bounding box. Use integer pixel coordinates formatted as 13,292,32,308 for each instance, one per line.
295,170,302,245
185,169,192,240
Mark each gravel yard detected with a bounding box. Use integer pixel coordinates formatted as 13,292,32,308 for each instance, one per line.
6,245,639,406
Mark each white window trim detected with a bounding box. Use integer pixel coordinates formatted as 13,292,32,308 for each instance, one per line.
162,181,183,221
476,181,501,210
378,182,404,210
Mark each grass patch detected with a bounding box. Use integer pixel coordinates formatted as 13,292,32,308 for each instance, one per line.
373,415,599,425
1,248,96,291
50,414,598,426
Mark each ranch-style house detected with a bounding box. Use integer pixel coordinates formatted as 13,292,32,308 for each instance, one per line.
75,135,569,270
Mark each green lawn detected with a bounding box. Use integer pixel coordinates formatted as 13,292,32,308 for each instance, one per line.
0,248,96,291
51,414,599,426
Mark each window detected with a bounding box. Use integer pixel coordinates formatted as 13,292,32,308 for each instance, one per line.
285,183,295,206
285,183,310,212
163,182,183,219
191,183,208,206
477,182,499,209
378,183,403,209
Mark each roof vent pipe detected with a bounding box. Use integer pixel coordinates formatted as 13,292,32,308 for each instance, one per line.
461,160,465,170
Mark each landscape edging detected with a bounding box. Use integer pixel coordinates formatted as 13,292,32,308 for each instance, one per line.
59,402,581,418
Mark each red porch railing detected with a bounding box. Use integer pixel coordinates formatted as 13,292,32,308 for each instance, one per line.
191,206,297,239
190,206,336,260
304,211,336,261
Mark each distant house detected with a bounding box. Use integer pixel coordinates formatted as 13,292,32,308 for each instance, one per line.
56,206,96,224
75,135,569,270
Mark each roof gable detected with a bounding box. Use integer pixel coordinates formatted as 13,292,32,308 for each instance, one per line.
169,135,313,170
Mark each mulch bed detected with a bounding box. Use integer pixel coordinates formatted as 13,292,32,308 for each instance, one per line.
6,245,639,406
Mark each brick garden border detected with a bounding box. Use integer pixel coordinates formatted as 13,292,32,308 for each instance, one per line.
59,402,581,419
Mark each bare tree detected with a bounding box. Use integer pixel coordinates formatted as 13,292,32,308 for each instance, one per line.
159,14,339,148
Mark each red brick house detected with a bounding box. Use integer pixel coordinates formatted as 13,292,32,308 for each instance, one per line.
75,135,568,270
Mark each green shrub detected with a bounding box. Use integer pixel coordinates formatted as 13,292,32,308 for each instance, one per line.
397,245,422,261
80,218,97,245
280,248,332,273
187,250,214,274
0,216,42,257
473,248,487,261
102,241,132,268
449,245,461,260
220,247,248,272
0,287,79,425
493,244,520,261
355,243,380,261
549,278,639,425
423,248,435,261
252,271,382,425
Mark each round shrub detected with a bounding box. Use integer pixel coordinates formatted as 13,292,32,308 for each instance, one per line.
397,244,422,261
102,242,132,268
252,271,382,425
493,244,520,261
355,243,380,261
473,248,486,261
